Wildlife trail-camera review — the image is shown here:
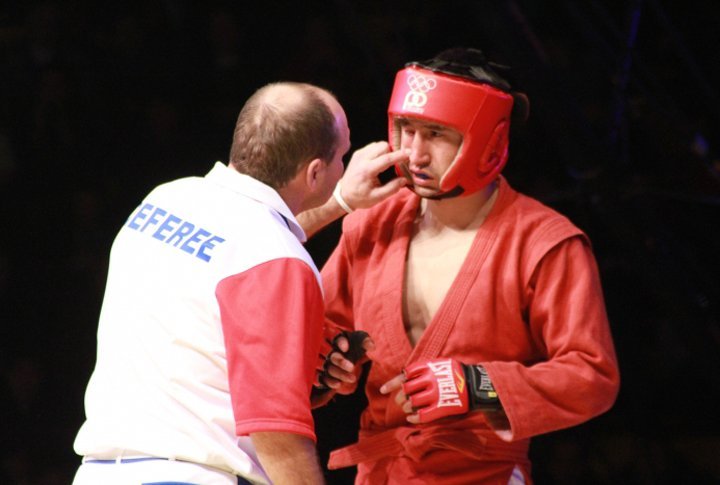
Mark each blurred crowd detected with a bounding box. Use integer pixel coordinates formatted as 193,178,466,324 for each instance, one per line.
1,1,719,483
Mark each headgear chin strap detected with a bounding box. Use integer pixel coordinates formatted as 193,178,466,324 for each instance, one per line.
388,50,519,197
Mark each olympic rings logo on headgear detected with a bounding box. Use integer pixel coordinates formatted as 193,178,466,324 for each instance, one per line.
407,74,437,92
402,74,437,113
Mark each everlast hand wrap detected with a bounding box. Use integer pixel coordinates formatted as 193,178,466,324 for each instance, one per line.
314,330,369,391
402,358,501,423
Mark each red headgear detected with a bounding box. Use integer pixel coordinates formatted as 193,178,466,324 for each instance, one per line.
388,62,516,197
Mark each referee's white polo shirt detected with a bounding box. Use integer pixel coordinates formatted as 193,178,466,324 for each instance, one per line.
74,162,326,484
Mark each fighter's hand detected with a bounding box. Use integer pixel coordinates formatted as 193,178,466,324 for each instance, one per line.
338,142,410,210
314,331,374,394
381,358,471,424
379,373,423,423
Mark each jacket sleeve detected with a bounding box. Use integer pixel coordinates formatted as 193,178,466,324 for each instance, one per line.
321,232,357,335
483,236,620,441
216,257,325,442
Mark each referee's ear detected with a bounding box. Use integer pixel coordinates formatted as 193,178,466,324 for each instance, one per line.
303,158,324,191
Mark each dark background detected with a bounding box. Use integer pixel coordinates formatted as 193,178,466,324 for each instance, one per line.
1,1,719,484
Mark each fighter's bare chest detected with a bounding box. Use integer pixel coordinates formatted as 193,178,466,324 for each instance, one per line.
402,229,476,346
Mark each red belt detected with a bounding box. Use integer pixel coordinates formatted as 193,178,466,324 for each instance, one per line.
328,425,529,469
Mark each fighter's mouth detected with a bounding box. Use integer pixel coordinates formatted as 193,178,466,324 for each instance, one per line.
409,169,433,186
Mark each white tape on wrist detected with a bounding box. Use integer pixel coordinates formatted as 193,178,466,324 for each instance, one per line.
333,181,354,213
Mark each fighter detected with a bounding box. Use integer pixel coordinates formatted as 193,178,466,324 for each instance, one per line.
310,47,620,484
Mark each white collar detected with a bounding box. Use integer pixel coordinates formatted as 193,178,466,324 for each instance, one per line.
205,162,307,242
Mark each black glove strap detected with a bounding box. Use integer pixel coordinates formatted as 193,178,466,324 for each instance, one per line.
314,331,369,391
339,330,369,363
464,364,502,411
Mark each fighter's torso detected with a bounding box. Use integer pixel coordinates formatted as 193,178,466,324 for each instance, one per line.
327,178,585,430
404,229,471,345
403,189,499,346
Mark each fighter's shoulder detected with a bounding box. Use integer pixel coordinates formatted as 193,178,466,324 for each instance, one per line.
341,189,415,234
501,187,588,251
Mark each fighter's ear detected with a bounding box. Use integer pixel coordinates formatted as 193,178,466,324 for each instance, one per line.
478,121,509,175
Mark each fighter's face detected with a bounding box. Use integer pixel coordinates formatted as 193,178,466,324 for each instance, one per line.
397,117,463,198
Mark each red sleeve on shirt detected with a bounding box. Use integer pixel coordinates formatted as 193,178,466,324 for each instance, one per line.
216,258,324,441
